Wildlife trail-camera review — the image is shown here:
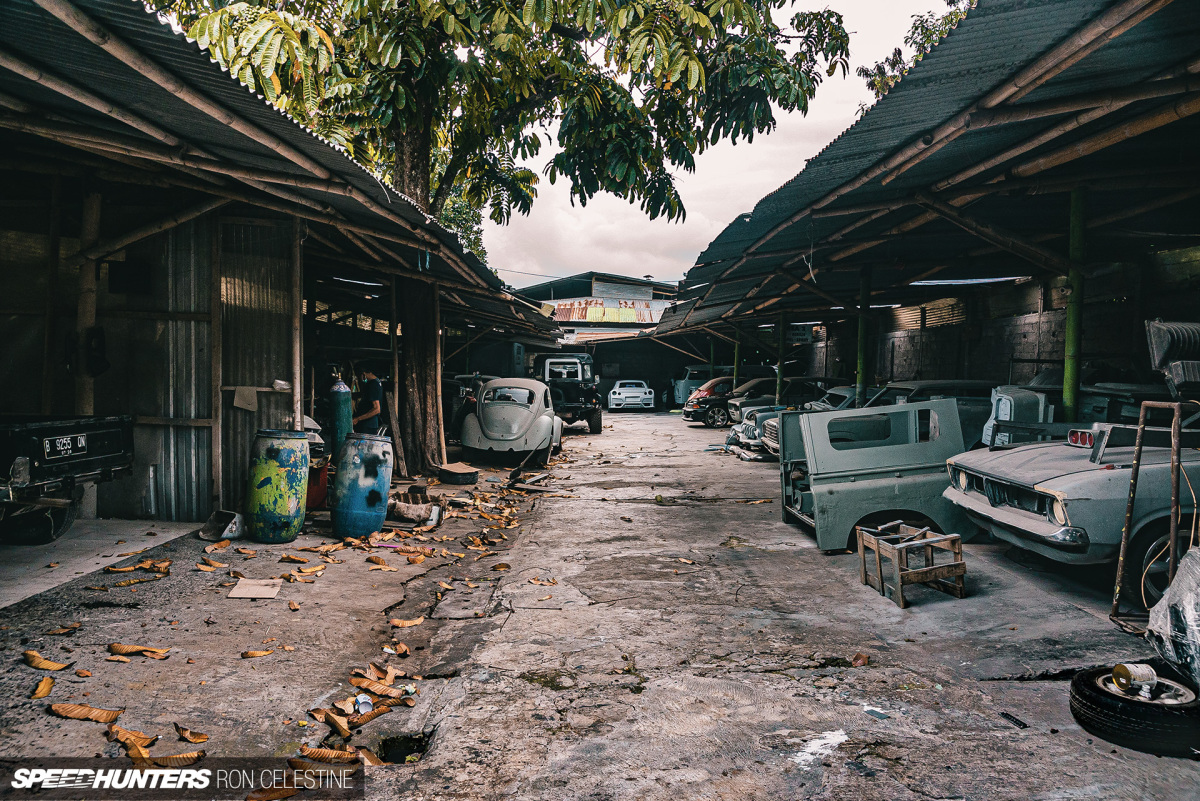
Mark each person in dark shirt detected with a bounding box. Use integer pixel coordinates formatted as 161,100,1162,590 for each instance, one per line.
353,368,383,434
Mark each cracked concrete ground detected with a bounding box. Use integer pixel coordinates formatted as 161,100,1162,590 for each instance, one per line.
1,412,1198,799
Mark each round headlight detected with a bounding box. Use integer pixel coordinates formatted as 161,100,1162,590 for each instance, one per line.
1050,498,1068,526
955,469,969,492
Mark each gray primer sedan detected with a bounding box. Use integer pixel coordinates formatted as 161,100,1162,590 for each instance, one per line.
945,423,1200,607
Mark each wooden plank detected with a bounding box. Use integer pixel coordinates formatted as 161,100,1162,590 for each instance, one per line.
900,563,966,585
385,390,408,479
211,221,223,509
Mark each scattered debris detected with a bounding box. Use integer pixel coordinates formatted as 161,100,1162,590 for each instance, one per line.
174,723,209,743
1000,712,1029,729
30,677,54,699
49,703,123,723
23,651,70,671
241,650,274,659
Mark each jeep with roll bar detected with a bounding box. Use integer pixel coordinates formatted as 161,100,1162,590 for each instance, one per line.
531,353,603,434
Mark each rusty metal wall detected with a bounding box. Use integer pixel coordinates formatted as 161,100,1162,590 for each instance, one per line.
96,219,214,522
219,220,294,507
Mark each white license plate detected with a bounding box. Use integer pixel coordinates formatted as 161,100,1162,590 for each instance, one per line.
44,434,87,459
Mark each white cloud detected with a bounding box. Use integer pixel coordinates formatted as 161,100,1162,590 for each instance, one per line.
482,1,952,289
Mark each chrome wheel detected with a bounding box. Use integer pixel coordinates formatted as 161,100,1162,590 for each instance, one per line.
1094,672,1196,706
705,406,729,427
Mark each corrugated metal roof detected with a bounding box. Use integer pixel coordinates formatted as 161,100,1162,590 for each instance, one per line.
0,0,503,292
663,0,1200,335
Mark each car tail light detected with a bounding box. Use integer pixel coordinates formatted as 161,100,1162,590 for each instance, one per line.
1067,429,1094,448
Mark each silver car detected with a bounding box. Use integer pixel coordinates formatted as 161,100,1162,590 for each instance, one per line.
945,423,1199,607
608,380,655,411
461,378,563,462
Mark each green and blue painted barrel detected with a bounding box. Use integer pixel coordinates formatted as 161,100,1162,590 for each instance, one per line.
329,379,353,454
331,433,393,538
245,429,310,544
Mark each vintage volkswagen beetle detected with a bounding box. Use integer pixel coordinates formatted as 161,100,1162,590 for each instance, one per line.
461,378,563,462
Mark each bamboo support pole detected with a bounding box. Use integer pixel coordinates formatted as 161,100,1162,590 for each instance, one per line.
40,176,61,414
914,194,1073,276
433,285,447,465
1063,190,1086,422
65,197,230,268
291,218,304,431
967,74,1200,128
1013,92,1200,178
74,191,101,416
856,269,870,405
210,220,223,509
650,336,705,361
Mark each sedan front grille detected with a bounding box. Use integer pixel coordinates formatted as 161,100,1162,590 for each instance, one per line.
978,475,1049,515
762,418,779,447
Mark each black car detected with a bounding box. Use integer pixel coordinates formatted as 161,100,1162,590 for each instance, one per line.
727,377,834,424
683,377,777,428
532,353,603,433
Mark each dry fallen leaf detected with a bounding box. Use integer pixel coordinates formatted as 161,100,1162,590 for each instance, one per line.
204,539,230,553
154,751,206,767
437,581,454,590
246,786,299,801
241,650,273,659
288,601,300,612
49,703,123,723
75,669,91,678
235,547,257,556
109,644,170,657
389,616,424,628
31,677,54,699
172,722,210,744
357,747,386,766
107,723,158,748
365,555,388,566
406,554,425,564
299,745,360,763
537,595,553,601
23,651,70,671
104,565,138,573
202,557,228,568
851,653,870,667
678,558,695,565
112,576,161,588
325,710,351,738
283,645,295,652
348,676,406,698
86,586,108,592
368,565,398,572
528,577,558,586
348,706,391,727
106,655,131,663
492,563,511,571
195,563,217,572
279,554,308,564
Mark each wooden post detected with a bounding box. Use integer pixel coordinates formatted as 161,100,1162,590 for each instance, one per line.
210,219,223,509
291,218,303,430
1064,189,1086,422
40,175,61,414
75,191,101,415
434,284,447,465
389,276,408,477
732,335,741,388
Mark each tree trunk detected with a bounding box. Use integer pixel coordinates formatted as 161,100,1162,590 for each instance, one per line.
392,103,434,212
399,278,442,475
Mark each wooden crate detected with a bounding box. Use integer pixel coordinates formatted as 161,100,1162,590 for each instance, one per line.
857,521,966,608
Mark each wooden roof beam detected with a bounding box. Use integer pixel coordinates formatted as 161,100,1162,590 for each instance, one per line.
913,193,1072,276
967,74,1200,129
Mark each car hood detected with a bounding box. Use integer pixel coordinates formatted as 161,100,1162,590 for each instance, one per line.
949,441,1106,486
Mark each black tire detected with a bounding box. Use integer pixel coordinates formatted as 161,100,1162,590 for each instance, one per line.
1124,523,1192,610
0,500,80,546
704,406,730,428
587,410,603,434
1069,666,1200,758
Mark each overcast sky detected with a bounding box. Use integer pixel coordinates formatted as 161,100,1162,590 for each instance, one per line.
483,1,951,290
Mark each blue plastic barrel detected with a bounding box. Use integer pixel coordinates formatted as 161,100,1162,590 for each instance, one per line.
331,433,393,537
245,429,310,544
330,379,353,454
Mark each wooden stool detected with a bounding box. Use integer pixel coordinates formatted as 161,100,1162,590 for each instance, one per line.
857,521,966,608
